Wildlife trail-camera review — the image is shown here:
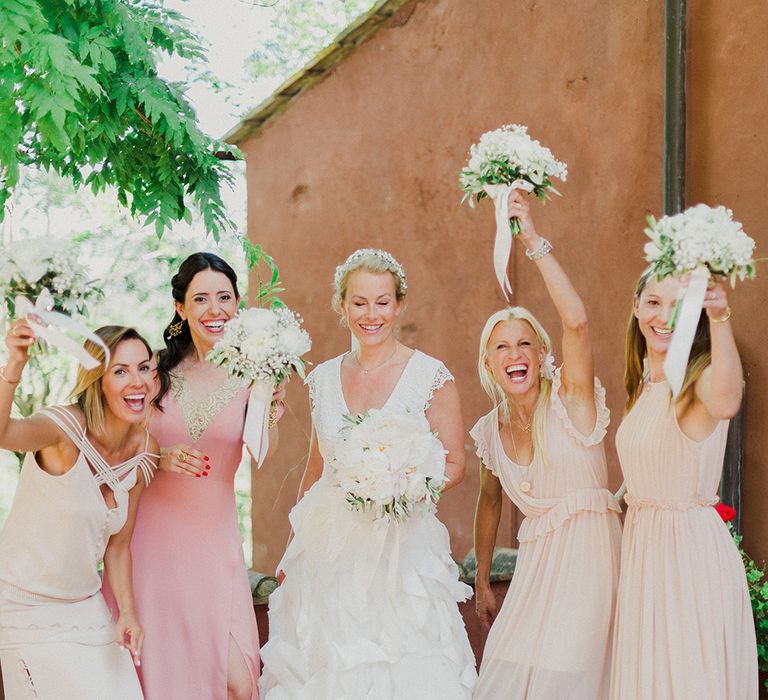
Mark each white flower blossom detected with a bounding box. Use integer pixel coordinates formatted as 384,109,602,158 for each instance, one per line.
206,306,311,386
333,409,448,522
644,204,756,285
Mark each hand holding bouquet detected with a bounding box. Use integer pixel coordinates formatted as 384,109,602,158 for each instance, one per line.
459,124,567,297
208,306,311,465
643,204,757,396
333,409,447,522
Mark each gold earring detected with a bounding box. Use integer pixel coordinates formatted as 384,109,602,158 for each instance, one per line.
167,320,185,338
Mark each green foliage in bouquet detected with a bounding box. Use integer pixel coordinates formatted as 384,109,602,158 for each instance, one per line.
0,0,238,238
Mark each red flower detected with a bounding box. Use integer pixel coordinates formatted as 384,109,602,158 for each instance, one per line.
715,502,737,522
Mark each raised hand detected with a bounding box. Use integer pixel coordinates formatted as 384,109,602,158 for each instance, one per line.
159,444,209,477
5,319,36,369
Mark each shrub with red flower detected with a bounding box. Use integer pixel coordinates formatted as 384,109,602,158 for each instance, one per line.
715,502,737,522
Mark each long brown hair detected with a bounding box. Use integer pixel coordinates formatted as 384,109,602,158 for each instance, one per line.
624,270,711,411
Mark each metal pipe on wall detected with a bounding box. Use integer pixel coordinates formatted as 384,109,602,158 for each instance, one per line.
664,0,687,215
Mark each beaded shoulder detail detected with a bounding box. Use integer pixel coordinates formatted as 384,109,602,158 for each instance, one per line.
170,370,247,442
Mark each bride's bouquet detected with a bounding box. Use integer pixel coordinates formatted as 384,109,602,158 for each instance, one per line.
333,409,447,522
459,124,567,297
642,204,757,396
207,306,311,465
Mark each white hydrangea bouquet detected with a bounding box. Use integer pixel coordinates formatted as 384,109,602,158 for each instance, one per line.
643,204,757,396
333,409,447,522
459,124,568,297
0,238,100,318
208,306,311,466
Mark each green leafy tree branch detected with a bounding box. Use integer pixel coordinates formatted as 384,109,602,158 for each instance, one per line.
0,0,239,238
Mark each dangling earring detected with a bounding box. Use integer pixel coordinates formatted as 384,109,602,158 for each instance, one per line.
167,320,185,339
540,351,556,380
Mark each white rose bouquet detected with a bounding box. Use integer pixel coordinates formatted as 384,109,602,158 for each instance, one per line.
459,124,567,298
0,238,100,318
207,306,311,466
642,204,758,396
207,306,311,385
644,204,756,289
333,409,447,522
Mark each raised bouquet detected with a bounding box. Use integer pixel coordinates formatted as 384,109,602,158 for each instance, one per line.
0,238,100,318
207,306,311,465
459,124,567,297
642,204,757,396
333,409,447,521
644,204,756,290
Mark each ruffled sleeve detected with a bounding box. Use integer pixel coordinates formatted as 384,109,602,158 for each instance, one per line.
469,410,499,477
550,366,610,447
426,362,455,407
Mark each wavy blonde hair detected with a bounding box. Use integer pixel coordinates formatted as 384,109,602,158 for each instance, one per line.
625,270,711,411
70,326,153,436
478,307,553,464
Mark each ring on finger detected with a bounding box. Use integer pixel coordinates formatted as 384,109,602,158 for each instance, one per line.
178,451,187,464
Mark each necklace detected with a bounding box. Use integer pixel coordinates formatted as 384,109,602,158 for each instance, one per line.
504,420,533,493
508,412,532,433
353,345,398,374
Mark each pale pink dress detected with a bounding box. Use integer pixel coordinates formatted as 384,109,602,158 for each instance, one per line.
611,379,758,699
104,369,260,700
470,369,622,699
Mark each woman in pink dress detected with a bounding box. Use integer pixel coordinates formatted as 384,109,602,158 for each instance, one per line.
0,323,157,699
105,253,282,700
471,191,621,698
610,271,758,699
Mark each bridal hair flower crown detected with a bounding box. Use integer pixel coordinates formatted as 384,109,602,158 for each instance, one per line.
334,248,408,295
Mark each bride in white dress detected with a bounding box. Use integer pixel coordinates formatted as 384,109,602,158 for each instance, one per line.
260,249,476,699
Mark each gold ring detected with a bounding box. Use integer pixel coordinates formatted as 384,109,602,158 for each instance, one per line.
178,451,187,463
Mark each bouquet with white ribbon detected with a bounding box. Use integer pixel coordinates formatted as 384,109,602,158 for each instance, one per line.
644,204,757,396
207,307,311,466
460,124,568,297
333,410,447,521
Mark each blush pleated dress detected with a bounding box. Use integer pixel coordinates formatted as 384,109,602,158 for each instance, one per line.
610,379,758,699
470,370,622,699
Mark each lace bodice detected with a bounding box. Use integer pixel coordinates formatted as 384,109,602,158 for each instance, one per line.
305,350,454,478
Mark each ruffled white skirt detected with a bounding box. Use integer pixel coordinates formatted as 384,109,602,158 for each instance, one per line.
259,482,476,699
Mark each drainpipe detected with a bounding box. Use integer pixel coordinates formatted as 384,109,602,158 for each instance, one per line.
664,0,686,215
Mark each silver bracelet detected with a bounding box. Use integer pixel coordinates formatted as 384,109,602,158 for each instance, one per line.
525,237,553,261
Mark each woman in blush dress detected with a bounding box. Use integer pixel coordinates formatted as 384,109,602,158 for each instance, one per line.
0,323,158,700
104,252,283,700
610,270,758,699
471,191,621,699
260,248,476,700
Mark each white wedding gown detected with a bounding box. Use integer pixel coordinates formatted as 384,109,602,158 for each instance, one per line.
260,350,477,699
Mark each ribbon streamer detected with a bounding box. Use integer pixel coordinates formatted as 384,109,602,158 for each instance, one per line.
15,290,110,369
483,181,536,299
243,379,273,469
663,266,710,397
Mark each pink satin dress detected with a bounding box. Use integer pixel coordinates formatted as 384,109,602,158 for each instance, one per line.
104,369,260,700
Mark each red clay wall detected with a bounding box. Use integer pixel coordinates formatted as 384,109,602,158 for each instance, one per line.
243,0,765,572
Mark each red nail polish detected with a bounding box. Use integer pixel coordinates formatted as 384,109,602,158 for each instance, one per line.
195,474,201,478
204,456,209,461
202,472,208,477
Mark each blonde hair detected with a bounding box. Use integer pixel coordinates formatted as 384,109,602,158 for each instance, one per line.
625,270,711,411
331,248,408,314
70,326,153,436
478,307,553,464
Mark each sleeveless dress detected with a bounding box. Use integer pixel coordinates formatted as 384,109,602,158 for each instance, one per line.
0,406,155,700
104,369,261,700
259,350,477,699
610,379,758,699
470,369,622,699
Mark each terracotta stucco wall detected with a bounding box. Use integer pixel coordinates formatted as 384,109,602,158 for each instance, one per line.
242,0,766,574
